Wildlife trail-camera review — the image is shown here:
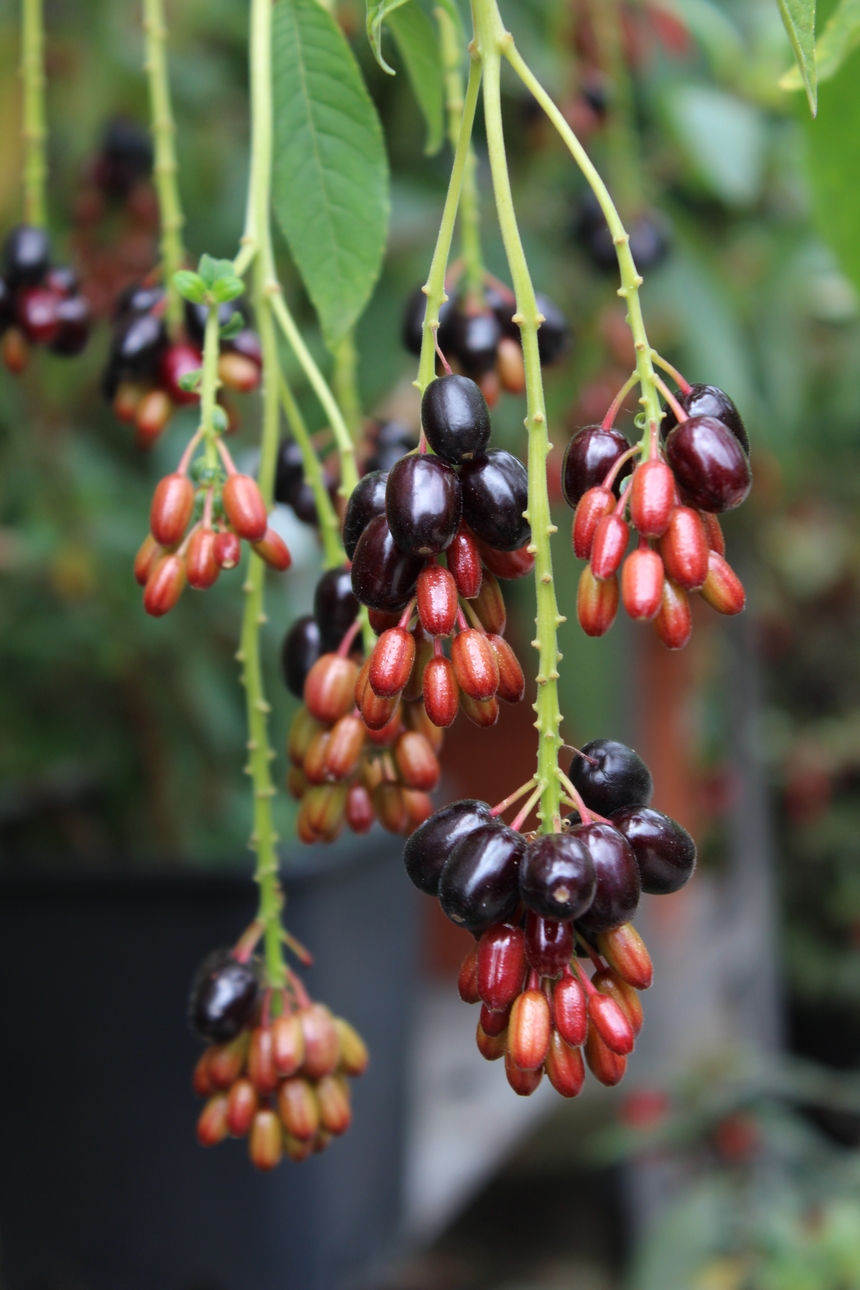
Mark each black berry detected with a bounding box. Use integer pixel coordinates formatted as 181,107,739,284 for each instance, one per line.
366,420,418,474
519,832,596,921
402,285,455,357
661,383,749,455
421,374,492,465
188,949,260,1043
0,278,14,332
403,799,493,895
351,514,425,611
524,911,574,977
665,416,752,513
314,566,359,652
574,195,670,274
569,739,653,816
94,117,154,196
438,822,527,931
611,806,696,895
459,450,530,552
114,282,165,318
49,295,91,357
561,425,631,507
274,439,306,507
3,225,51,287
573,822,641,934
535,293,571,365
281,616,323,699
343,469,388,560
445,308,502,375
292,481,319,526
386,454,462,556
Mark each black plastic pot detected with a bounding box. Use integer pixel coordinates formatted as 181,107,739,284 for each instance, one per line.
0,832,418,1290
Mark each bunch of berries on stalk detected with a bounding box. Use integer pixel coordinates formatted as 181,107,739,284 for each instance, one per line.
103,284,262,449
189,941,368,1169
0,225,91,373
404,739,696,1095
565,378,751,648
402,270,570,406
135,435,290,617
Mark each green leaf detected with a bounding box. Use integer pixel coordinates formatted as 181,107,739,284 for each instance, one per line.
212,406,229,434
178,369,202,393
219,312,244,340
386,3,444,155
776,0,818,115
173,271,206,304
211,275,245,304
366,0,411,73
197,254,235,288
781,0,860,88
273,0,389,349
805,46,860,296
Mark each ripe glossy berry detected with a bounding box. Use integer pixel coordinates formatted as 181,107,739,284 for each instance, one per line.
477,923,526,1012
421,374,492,465
535,293,571,365
422,655,460,727
281,616,322,698
115,282,165,318
524,911,574,977
417,563,458,637
143,553,186,616
222,474,268,543
186,528,220,590
488,635,525,704
611,806,697,895
403,798,493,895
508,987,552,1071
370,627,416,698
590,514,629,580
386,455,462,556
660,506,709,590
274,439,305,507
700,551,746,615
160,343,203,405
665,416,752,513
343,470,388,560
150,472,195,547
214,530,241,570
106,312,166,396
476,536,535,581
569,739,653,815
562,425,632,509
654,577,692,650
367,420,418,474
662,383,749,455
3,224,50,287
519,832,596,921
554,974,587,1047
573,822,641,934
49,294,91,357
630,460,675,538
351,514,425,611
446,525,483,598
451,628,500,701
438,822,526,930
621,547,664,621
446,309,502,375
577,564,619,637
188,949,259,1043
576,195,670,274
546,1030,586,1098
16,287,60,346
460,450,530,552
304,653,358,724
314,566,359,652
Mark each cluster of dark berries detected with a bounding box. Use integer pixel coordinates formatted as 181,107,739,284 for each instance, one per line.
86,117,154,207
565,382,751,648
403,274,570,405
274,436,338,528
189,947,367,1168
573,193,671,275
403,738,696,1095
104,286,261,448
135,453,289,617
0,226,91,374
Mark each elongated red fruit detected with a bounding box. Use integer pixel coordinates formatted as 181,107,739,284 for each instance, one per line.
226,1077,258,1137
186,528,219,589
248,1025,278,1094
404,696,444,751
488,635,525,703
403,790,434,831
573,486,613,559
150,473,194,547
475,537,535,581
271,1013,305,1077
630,460,674,537
394,730,440,791
577,564,619,637
700,551,745,615
135,389,173,448
316,1074,352,1135
654,577,692,650
596,923,653,990
417,564,458,637
452,628,500,701
590,514,629,580
476,1023,507,1061
373,782,408,834
143,553,186,616
621,547,664,621
277,1078,320,1141
585,1026,627,1086
322,714,366,781
505,1047,543,1095
553,974,587,1048
253,527,292,571
700,509,725,555
197,1094,229,1146
422,655,459,727
219,351,261,393
249,1108,283,1170
459,692,499,728
207,1033,249,1089
546,1030,586,1098
222,474,268,542
214,530,241,569
661,506,708,590
370,627,415,698
300,1003,341,1079
508,988,551,1071
472,570,506,636
301,783,347,841
346,783,374,834
304,654,358,724
480,1002,510,1037
361,679,400,732
403,629,433,702
593,967,643,1035
477,923,526,1012
447,525,483,598
459,940,481,1004
587,991,635,1056
134,533,162,586
303,729,332,785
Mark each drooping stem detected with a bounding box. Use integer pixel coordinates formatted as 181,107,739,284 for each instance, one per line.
143,0,186,331
416,56,483,395
437,5,484,303
279,372,344,569
199,305,222,472
472,0,563,835
585,0,643,218
20,0,46,228
332,329,363,443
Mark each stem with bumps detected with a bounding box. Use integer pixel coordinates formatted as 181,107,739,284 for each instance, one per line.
20,0,46,228
437,5,484,303
142,0,186,331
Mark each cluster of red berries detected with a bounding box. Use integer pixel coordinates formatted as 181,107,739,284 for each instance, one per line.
564,382,751,648
189,947,367,1168
404,738,696,1095
0,225,91,373
403,272,570,405
104,286,261,448
134,445,290,617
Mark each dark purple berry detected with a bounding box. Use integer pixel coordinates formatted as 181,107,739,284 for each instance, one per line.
611,806,696,895
459,450,530,552
366,420,417,474
49,294,91,357
16,287,60,345
524,911,574,977
561,425,631,508
189,949,259,1043
421,374,492,465
281,615,322,698
402,285,455,357
185,296,248,345
403,799,494,895
520,832,596,921
114,282,165,319
569,739,653,816
292,481,319,526
445,308,502,375
0,278,14,332
665,415,752,513
574,195,670,274
438,822,527,931
3,225,50,287
535,293,571,365
274,439,305,507
661,383,748,455
351,514,425,611
485,283,519,341
573,822,641,934
386,454,462,556
314,566,359,652
94,117,153,196
343,469,388,560
45,265,79,297
111,309,167,374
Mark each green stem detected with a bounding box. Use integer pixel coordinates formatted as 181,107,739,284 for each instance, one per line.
199,305,221,472
143,0,186,331
20,0,46,228
416,57,483,395
437,6,484,303
502,39,661,452
332,329,363,443
472,0,562,835
278,373,344,569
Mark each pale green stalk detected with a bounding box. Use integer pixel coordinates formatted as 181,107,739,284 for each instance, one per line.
143,0,186,330
20,0,46,228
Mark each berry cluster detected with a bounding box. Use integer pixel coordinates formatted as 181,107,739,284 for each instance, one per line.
573,193,671,276
564,381,751,648
0,225,91,374
135,443,289,617
403,274,570,404
403,739,696,1095
104,287,261,448
189,947,367,1169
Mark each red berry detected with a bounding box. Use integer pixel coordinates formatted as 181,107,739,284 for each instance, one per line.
222,474,268,543
665,415,751,513
197,1093,229,1146
584,1027,627,1086
660,506,709,590
271,1013,305,1077
214,530,241,569
417,563,458,637
226,1077,258,1136
595,923,653,990
394,730,440,791
160,342,203,404
447,525,483,598
700,509,725,555
249,1108,283,1170
590,514,629,580
316,1074,352,1135
253,527,292,571
403,788,434,832
370,627,416,698
134,388,173,447
577,564,619,637
477,923,527,1012
621,547,664,621
472,569,507,636
497,336,526,394
476,1023,507,1061
587,990,635,1056
346,783,374,834
277,1077,320,1141
593,967,643,1036
480,1001,510,1036
16,286,60,345
572,486,613,559
700,551,745,615
150,473,195,547
653,577,691,650
460,693,500,727
248,1025,278,1094
487,635,525,704
505,1047,543,1095
524,912,574,978
299,1003,340,1079
630,460,674,537
114,381,146,425
459,941,481,1004
218,351,261,393
304,653,359,724
143,553,186,616
1,327,28,374
451,629,500,701
134,533,162,586
546,1030,586,1098
475,537,535,581
554,974,587,1048
186,528,220,589
323,714,366,781
422,655,460,727
373,782,409,834
508,988,551,1072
